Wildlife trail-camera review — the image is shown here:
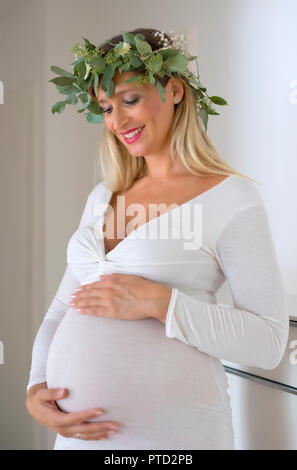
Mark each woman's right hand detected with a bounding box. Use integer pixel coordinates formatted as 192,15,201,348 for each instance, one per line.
26,383,118,441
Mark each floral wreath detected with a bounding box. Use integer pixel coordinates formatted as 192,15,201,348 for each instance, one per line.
49,30,228,131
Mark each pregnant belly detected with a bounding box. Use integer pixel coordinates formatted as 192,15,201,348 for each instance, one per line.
46,308,231,446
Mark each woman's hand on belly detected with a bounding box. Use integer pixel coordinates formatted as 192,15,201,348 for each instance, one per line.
69,273,172,322
26,384,119,441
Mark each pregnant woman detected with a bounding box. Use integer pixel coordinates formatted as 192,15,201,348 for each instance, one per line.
26,28,289,450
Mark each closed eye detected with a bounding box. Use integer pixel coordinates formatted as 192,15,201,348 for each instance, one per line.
102,98,140,114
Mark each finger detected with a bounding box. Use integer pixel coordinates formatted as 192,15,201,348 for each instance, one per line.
73,286,116,303
51,407,107,428
37,388,69,402
60,421,118,437
60,430,110,441
71,292,112,309
78,305,111,317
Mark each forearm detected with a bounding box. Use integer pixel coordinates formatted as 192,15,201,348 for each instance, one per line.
148,282,173,324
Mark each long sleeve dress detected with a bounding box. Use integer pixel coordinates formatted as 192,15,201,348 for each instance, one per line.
26,174,289,450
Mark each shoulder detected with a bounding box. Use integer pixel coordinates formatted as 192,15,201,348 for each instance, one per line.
216,174,264,213
204,175,266,240
85,180,111,217
86,180,110,202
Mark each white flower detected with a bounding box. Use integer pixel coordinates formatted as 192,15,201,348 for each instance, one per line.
117,42,131,56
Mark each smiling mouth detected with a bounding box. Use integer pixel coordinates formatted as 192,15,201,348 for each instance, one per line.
122,125,145,143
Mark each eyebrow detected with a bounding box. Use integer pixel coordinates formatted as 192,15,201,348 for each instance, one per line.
98,89,137,104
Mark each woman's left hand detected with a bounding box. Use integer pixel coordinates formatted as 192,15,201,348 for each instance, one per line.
69,273,172,323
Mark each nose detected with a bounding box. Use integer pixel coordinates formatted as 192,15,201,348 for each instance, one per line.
110,105,129,134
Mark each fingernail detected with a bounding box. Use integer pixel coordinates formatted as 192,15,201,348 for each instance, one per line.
57,388,64,397
94,410,103,416
75,287,82,292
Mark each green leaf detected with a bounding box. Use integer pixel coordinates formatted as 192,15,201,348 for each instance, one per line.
50,66,74,78
48,76,76,86
94,73,99,97
65,92,78,105
129,52,142,68
207,108,220,115
123,75,139,84
87,55,105,71
86,112,104,124
135,33,145,41
55,84,79,95
75,60,86,78
149,71,156,84
163,53,188,73
156,80,165,103
209,96,228,105
121,32,135,46
118,61,131,72
73,81,85,92
82,37,97,51
51,101,66,114
187,55,198,61
158,49,176,60
135,36,152,56
78,92,89,103
88,100,102,115
101,65,114,94
146,53,163,74
201,109,208,131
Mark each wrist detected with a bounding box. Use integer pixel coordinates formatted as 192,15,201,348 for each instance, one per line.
150,284,172,324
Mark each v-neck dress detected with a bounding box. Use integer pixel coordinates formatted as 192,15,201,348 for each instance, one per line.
27,175,289,450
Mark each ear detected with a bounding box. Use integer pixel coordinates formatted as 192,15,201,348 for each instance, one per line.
169,77,184,102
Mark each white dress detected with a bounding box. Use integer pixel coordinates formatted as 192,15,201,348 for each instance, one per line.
27,175,289,450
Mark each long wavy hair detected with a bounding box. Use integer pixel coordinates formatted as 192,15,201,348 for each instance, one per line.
88,27,258,193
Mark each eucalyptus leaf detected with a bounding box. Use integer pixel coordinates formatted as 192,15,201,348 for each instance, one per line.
65,92,78,105
201,109,208,131
124,76,139,84
88,100,102,115
135,36,152,56
209,96,228,106
49,76,76,86
71,58,84,71
156,80,165,103
146,53,163,74
82,37,96,51
101,65,114,93
79,92,89,103
94,74,99,97
135,33,145,41
129,53,142,68
50,66,74,78
75,60,87,78
121,32,135,46
149,71,156,84
87,55,106,71
51,101,66,114
86,112,104,124
56,84,79,95
163,54,188,73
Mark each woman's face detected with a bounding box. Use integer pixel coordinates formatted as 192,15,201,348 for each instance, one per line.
96,70,183,157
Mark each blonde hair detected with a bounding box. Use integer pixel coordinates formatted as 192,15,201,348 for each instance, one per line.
90,28,258,193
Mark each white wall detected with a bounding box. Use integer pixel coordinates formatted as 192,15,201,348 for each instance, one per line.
1,0,296,450
0,0,46,449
